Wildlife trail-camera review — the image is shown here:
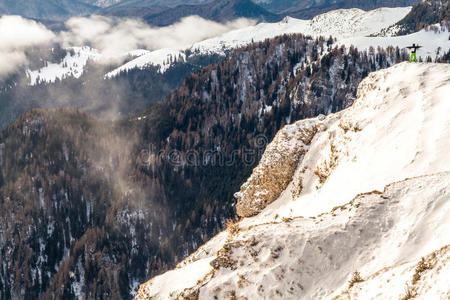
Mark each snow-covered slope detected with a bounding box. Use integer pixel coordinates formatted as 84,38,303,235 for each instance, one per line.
26,47,101,85
104,48,184,78
135,62,450,299
191,7,412,52
341,24,450,60
105,7,412,77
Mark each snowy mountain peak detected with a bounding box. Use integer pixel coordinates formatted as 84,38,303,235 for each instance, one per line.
105,6,413,78
135,62,450,300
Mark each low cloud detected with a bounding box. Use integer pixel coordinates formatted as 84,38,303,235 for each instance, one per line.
0,14,255,75
59,15,255,58
0,15,55,76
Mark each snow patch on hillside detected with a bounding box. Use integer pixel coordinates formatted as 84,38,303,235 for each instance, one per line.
104,48,185,78
26,47,149,85
93,0,121,7
135,63,450,300
26,47,100,85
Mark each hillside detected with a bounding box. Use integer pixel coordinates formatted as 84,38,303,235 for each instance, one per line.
135,62,450,299
380,0,450,36
0,33,408,299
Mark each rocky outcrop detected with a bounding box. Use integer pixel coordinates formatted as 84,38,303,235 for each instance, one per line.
235,118,320,217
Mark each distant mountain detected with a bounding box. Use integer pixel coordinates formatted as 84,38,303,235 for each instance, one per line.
82,0,121,7
253,0,421,13
99,0,422,23
279,0,422,19
99,0,211,9
98,4,166,18
95,0,169,17
0,0,97,20
0,0,421,23
142,0,282,26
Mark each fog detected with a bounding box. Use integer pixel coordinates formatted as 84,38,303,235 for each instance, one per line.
0,14,255,76
0,15,54,76
59,15,255,58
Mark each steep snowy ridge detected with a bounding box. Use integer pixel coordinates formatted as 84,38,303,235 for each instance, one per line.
135,62,450,299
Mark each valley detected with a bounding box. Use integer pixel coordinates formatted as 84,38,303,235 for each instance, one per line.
0,1,449,299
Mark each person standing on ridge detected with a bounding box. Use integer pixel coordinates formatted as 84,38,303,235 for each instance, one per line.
406,44,422,62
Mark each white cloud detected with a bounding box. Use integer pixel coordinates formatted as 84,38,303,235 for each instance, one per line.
0,15,55,76
59,15,256,58
0,14,255,75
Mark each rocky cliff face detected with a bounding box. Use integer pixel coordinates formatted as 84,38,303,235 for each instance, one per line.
235,117,319,217
135,62,450,299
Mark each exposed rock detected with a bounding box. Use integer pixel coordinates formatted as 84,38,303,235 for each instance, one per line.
235,118,319,217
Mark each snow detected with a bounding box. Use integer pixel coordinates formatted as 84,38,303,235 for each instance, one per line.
106,7,413,77
332,244,450,299
27,47,100,85
93,0,121,7
264,62,450,220
38,187,45,208
126,49,151,57
28,6,447,83
26,47,150,85
105,48,185,78
135,63,450,299
307,7,412,39
72,257,85,299
130,279,141,297
140,257,215,299
187,7,410,54
27,6,447,83
340,24,450,60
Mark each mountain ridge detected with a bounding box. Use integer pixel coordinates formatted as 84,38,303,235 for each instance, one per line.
0,0,421,23
0,0,97,20
142,0,281,27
